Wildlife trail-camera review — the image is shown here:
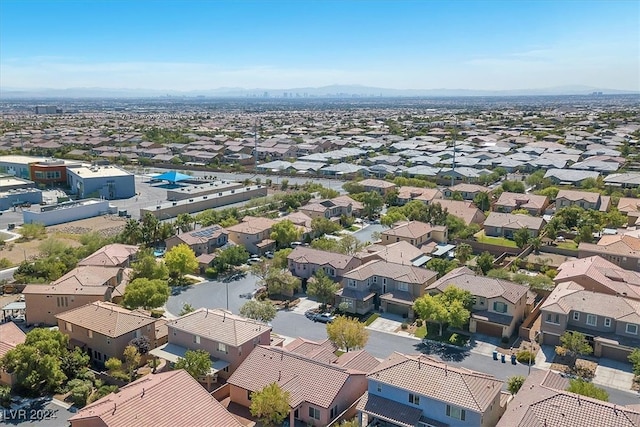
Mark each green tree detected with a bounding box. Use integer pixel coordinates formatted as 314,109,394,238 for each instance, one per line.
628,348,640,376
473,192,491,211
426,258,459,279
123,345,141,381
307,270,340,308
567,379,609,401
131,249,169,280
384,188,399,206
575,225,594,244
381,210,407,227
60,347,90,381
456,243,473,264
175,213,195,233
530,237,542,253
413,294,450,336
310,237,341,253
311,217,342,236
326,316,369,351
338,234,366,255
557,331,593,369
0,328,69,395
175,349,212,380
270,220,302,249
343,181,364,195
67,378,93,407
413,286,472,335
179,303,195,316
476,251,495,275
451,191,464,201
240,300,277,323
536,186,560,200
501,180,525,193
164,243,199,285
250,382,291,427
214,245,249,272
123,278,170,310
362,191,384,218
513,228,532,249
272,248,292,269
265,269,300,297
140,213,160,245
507,375,526,394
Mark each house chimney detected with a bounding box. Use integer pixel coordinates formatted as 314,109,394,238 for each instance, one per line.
142,388,145,398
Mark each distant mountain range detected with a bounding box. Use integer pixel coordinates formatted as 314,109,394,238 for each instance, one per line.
1,84,638,99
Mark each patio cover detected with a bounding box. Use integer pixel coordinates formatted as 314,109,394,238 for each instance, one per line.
150,343,229,374
154,170,192,184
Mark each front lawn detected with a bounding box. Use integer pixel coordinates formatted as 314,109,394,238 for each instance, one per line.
556,240,579,250
474,230,518,248
423,326,470,347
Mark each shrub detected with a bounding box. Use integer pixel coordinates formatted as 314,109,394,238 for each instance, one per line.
501,336,510,344
150,309,164,318
449,333,459,344
364,313,380,326
545,269,558,279
401,322,409,330
415,319,423,327
516,350,537,364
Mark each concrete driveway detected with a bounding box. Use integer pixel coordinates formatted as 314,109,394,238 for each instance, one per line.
592,358,635,391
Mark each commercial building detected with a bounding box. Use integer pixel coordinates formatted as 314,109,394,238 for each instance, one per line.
66,165,135,199
23,198,116,226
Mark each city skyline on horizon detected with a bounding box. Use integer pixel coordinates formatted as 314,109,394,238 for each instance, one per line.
1,0,638,92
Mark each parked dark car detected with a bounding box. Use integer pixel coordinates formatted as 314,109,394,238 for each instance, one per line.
313,313,335,323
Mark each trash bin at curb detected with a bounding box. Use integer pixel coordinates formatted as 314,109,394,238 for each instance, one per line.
493,350,498,361
511,354,517,365
501,353,506,363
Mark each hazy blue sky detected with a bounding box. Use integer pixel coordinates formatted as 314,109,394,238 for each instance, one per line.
1,0,638,91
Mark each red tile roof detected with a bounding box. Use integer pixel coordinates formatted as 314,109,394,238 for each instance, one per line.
55,301,157,338
0,322,26,359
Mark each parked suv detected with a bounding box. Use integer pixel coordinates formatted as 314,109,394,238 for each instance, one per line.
313,313,335,323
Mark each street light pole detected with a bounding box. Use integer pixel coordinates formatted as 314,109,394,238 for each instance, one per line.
226,281,229,311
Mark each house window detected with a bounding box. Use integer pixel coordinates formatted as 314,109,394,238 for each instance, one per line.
372,276,377,283
194,335,200,344
604,318,611,328
223,366,229,373
382,278,387,285
586,314,597,326
397,282,409,292
376,383,382,393
573,312,580,321
218,343,228,353
87,330,93,339
308,406,320,420
446,405,466,421
545,313,560,324
493,302,508,313
247,390,252,401
348,280,357,288
330,405,339,419
409,393,420,405
626,324,638,335
66,322,73,332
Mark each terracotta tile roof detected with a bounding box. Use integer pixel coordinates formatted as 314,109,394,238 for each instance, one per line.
369,353,503,412
285,337,339,364
226,217,276,234
617,197,640,213
359,178,396,189
496,192,549,210
382,221,434,239
287,246,358,270
56,301,157,338
449,183,491,193
228,345,366,409
580,234,640,257
168,308,270,347
334,349,380,372
332,195,363,210
344,259,437,285
433,200,486,225
78,244,139,267
358,241,426,266
397,186,442,202
484,212,546,230
0,322,26,358
357,392,422,427
69,369,243,427
497,370,640,427
171,225,227,246
426,267,528,304
556,189,601,204
555,256,640,300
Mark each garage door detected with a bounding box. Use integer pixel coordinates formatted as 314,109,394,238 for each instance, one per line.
600,345,631,362
475,321,503,337
386,303,408,317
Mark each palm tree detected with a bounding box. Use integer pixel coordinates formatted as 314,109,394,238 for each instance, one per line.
456,243,473,264
175,213,194,233
121,219,142,245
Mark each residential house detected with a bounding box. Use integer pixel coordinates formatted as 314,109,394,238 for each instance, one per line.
497,369,640,427
287,246,362,281
0,322,26,386
540,280,640,362
226,216,277,255
284,337,379,371
617,197,640,226
150,308,271,389
604,172,640,189
298,198,354,221
338,260,437,317
165,225,229,256
356,240,431,267
23,265,129,326
56,301,166,366
77,243,139,268
444,183,491,201
544,168,600,186
554,255,640,301
396,186,443,205
425,267,529,337
358,353,506,427
227,345,369,427
434,199,486,226
359,178,397,196
578,234,640,272
555,189,610,212
69,370,243,427
483,212,546,239
494,192,549,216
381,220,448,246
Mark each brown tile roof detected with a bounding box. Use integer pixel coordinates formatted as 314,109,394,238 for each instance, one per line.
484,212,545,230
0,322,26,358
171,225,227,246
426,266,528,304
56,301,157,338
226,217,276,234
228,345,366,409
69,369,243,427
344,260,437,285
556,189,601,204
359,178,396,189
496,370,640,427
168,308,270,347
287,246,359,270
449,183,491,193
433,200,486,225
580,234,640,257
369,353,502,412
382,221,434,239
334,349,380,372
617,197,640,213
332,195,363,210
555,256,640,300
78,244,139,267
397,186,442,202
285,337,339,364
358,241,425,266
496,192,549,210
